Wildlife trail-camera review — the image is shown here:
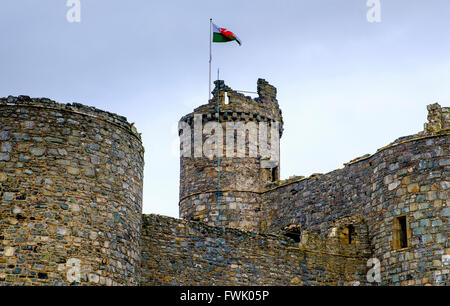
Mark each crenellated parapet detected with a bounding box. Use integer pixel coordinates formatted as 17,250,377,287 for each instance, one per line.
180,79,283,136
0,96,142,141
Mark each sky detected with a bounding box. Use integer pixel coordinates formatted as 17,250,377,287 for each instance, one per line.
1,0,449,218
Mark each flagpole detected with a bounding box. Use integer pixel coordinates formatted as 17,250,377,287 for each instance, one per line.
209,18,212,102
217,67,221,226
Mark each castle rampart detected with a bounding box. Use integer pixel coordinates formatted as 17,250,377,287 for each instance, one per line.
140,214,369,286
0,83,448,286
261,133,449,285
176,81,449,286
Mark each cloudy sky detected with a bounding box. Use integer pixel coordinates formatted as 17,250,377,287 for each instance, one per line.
1,0,449,218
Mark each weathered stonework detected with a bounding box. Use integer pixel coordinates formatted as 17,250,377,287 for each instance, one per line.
0,79,448,286
179,79,283,230
140,214,369,286
423,103,449,134
259,134,449,285
175,80,449,286
0,96,144,285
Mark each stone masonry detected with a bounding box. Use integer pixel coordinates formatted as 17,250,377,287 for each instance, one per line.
0,80,449,286
0,96,144,285
179,79,283,230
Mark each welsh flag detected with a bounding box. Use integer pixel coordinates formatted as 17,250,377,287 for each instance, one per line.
212,23,242,46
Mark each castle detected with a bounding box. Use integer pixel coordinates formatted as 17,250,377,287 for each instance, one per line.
0,79,448,286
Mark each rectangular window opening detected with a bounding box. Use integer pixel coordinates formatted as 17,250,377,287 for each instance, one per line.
348,225,355,244
271,167,278,182
394,215,409,249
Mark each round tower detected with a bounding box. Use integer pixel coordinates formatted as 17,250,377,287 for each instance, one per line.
178,79,283,231
0,96,144,285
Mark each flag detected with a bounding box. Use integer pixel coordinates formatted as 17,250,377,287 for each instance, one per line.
212,23,241,46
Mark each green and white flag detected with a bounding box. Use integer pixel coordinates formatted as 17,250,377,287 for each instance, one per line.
212,23,242,46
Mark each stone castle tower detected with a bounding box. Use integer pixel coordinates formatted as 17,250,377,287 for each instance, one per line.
0,96,144,285
178,79,283,230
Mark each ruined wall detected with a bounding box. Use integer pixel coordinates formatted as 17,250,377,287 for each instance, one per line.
140,214,369,286
423,103,449,134
0,96,144,285
179,79,283,230
0,89,447,287
176,76,449,286
364,134,449,286
261,129,449,285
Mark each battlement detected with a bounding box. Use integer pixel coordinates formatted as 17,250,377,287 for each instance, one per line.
0,96,141,141
210,78,277,103
257,78,277,101
180,79,283,132
423,102,449,134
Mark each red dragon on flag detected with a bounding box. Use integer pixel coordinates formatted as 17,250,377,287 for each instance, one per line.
212,23,242,45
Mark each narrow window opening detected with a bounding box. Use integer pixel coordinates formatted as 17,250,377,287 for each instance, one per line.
348,225,355,244
271,167,278,182
394,215,409,249
224,92,229,104
399,216,408,248
339,224,355,244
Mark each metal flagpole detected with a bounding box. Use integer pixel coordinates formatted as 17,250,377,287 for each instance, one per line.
216,68,221,226
209,18,212,102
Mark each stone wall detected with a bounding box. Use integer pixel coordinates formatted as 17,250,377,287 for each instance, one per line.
0,96,144,285
140,214,369,286
176,90,449,286
0,90,447,287
179,190,263,231
260,133,449,285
